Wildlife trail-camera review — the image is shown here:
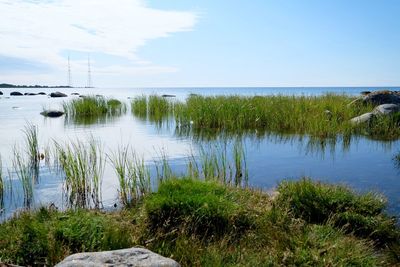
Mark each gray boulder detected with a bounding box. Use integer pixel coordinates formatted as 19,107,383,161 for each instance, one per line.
50,91,67,98
362,90,400,106
350,112,374,125
40,110,65,118
372,104,400,115
55,247,180,267
10,91,23,96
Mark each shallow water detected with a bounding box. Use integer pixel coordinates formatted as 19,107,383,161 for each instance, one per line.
1,87,400,218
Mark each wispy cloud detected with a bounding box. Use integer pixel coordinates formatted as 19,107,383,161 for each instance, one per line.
0,0,197,84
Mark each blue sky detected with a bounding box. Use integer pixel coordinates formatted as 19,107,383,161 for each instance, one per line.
0,0,399,87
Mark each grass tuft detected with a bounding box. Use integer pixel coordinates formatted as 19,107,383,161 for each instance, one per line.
276,178,399,245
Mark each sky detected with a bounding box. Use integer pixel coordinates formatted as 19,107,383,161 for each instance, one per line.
0,0,399,87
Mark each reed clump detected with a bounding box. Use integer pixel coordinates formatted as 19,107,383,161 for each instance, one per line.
12,147,34,208
186,141,249,187
173,94,378,137
54,139,105,209
109,146,151,207
22,123,39,175
130,95,174,122
63,96,126,123
131,95,147,118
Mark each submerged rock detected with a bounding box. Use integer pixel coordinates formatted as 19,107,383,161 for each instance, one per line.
50,91,67,98
38,92,47,95
162,94,176,98
24,92,37,96
0,91,3,95
40,110,65,118
71,92,80,95
10,91,23,96
55,247,180,267
362,90,400,106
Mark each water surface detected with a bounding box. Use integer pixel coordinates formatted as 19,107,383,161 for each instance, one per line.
1,87,399,218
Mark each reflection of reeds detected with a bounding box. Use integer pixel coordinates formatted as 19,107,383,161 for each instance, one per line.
55,138,104,209
109,146,151,207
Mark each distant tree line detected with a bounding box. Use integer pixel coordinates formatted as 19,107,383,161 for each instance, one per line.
0,83,71,88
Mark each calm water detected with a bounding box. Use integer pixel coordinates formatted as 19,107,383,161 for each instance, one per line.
1,87,400,218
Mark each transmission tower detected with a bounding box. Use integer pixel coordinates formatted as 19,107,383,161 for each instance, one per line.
87,55,93,88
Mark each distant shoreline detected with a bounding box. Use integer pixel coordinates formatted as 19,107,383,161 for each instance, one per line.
0,83,72,89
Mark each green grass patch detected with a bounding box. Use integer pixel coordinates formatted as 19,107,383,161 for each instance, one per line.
0,179,399,266
0,208,135,266
142,179,255,238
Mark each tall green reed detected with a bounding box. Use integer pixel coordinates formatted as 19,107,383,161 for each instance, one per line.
187,141,249,187
131,95,174,124
12,147,34,208
22,123,39,181
55,138,104,209
154,149,173,182
131,95,147,118
109,146,151,207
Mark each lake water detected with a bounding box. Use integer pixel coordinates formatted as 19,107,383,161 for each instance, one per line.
1,87,400,218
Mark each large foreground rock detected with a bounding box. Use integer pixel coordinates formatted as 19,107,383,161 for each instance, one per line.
40,110,65,118
362,90,400,105
50,91,67,97
55,247,180,267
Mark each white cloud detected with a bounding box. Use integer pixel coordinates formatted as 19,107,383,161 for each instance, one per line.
0,0,197,84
